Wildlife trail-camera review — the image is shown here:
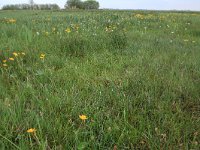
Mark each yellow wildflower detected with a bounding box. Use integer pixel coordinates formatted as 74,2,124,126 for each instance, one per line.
65,28,71,33
40,54,45,59
2,60,7,63
135,14,144,19
9,58,14,61
27,128,36,133
13,52,18,57
8,19,16,23
79,115,88,121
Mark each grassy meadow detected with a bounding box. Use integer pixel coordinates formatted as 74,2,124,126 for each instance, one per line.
0,10,200,149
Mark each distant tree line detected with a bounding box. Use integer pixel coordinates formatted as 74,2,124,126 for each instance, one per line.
2,4,60,10
1,0,99,10
65,0,99,9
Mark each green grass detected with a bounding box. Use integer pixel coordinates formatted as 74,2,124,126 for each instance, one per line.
0,10,200,149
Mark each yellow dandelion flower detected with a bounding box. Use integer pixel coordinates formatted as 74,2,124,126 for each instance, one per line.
65,28,71,33
13,52,18,57
40,54,45,59
79,115,88,121
27,128,36,133
9,58,14,61
2,60,7,63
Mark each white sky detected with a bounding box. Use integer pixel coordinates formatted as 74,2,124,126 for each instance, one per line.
0,0,200,10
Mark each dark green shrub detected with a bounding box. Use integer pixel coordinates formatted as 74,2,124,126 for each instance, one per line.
109,31,128,50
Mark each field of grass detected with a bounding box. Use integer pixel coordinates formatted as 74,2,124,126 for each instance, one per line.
0,10,200,149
